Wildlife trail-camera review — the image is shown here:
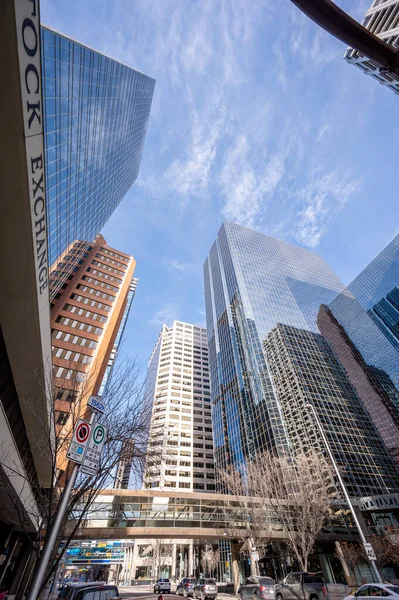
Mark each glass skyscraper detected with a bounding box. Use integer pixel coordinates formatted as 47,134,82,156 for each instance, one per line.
41,26,155,297
204,222,399,496
327,235,399,394
318,235,399,465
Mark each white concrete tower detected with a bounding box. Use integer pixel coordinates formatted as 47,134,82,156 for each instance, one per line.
144,320,215,492
345,0,399,94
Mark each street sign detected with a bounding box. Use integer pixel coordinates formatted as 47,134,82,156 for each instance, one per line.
251,550,260,562
67,419,92,464
363,542,377,561
87,395,106,414
80,422,107,476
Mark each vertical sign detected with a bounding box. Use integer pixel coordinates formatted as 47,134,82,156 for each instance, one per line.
81,423,107,476
66,419,92,464
14,0,49,302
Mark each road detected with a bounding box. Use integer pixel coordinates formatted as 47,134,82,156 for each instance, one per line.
119,587,234,600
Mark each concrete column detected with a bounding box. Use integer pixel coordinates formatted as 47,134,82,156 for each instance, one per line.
130,543,139,582
172,544,177,582
231,541,240,596
189,541,194,576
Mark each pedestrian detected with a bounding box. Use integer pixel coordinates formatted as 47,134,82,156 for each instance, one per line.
158,594,163,600
0,586,8,600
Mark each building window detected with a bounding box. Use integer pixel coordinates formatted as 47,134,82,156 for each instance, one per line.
56,411,69,426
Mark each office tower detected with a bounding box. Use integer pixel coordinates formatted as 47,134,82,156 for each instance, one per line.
144,321,215,492
264,323,399,496
343,234,399,348
99,278,138,395
318,237,399,465
41,26,155,297
204,222,399,496
344,1,399,94
51,234,136,440
114,440,135,489
318,305,399,465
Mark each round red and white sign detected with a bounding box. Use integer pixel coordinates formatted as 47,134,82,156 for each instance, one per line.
76,422,90,443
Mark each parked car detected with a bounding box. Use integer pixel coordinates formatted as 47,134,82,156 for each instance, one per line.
177,578,198,597
59,583,107,600
238,576,275,600
63,583,120,600
344,584,399,600
275,572,348,600
193,578,218,599
154,579,172,594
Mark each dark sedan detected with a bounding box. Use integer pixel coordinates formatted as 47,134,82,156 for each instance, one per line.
176,578,198,597
238,577,275,600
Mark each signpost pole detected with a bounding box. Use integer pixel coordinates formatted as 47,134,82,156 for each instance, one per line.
26,465,79,600
27,411,98,600
305,403,382,583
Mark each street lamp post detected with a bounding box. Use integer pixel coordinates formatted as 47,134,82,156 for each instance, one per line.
305,403,382,583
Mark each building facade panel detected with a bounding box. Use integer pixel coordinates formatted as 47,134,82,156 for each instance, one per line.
264,323,399,497
50,234,136,461
144,321,215,493
41,26,155,296
204,222,399,497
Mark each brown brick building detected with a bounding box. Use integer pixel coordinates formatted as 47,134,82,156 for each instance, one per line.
50,234,136,442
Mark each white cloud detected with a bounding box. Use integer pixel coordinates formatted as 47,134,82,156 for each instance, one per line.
219,135,286,228
295,171,362,248
148,304,178,328
163,101,226,204
165,259,196,272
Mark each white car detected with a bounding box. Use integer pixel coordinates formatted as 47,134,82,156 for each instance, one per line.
344,583,399,600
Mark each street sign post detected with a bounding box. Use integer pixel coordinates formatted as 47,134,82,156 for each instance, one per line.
363,543,377,562
87,395,106,414
66,419,92,464
81,422,107,476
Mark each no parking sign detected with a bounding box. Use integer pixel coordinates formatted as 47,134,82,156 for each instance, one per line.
81,423,108,476
67,419,92,464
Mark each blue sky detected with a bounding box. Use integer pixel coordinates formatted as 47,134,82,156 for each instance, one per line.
42,0,399,372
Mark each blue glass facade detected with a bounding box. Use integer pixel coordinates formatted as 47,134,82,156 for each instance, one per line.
329,236,399,396
204,222,399,495
204,223,344,470
346,234,399,349
41,27,155,295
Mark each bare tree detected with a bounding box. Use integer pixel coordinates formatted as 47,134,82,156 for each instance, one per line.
361,532,399,571
141,539,173,579
255,450,335,572
334,542,363,585
220,449,335,574
200,544,220,578
0,356,155,597
219,462,273,576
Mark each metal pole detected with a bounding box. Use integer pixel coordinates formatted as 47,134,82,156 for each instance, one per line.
305,403,383,583
27,465,79,600
27,412,97,600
